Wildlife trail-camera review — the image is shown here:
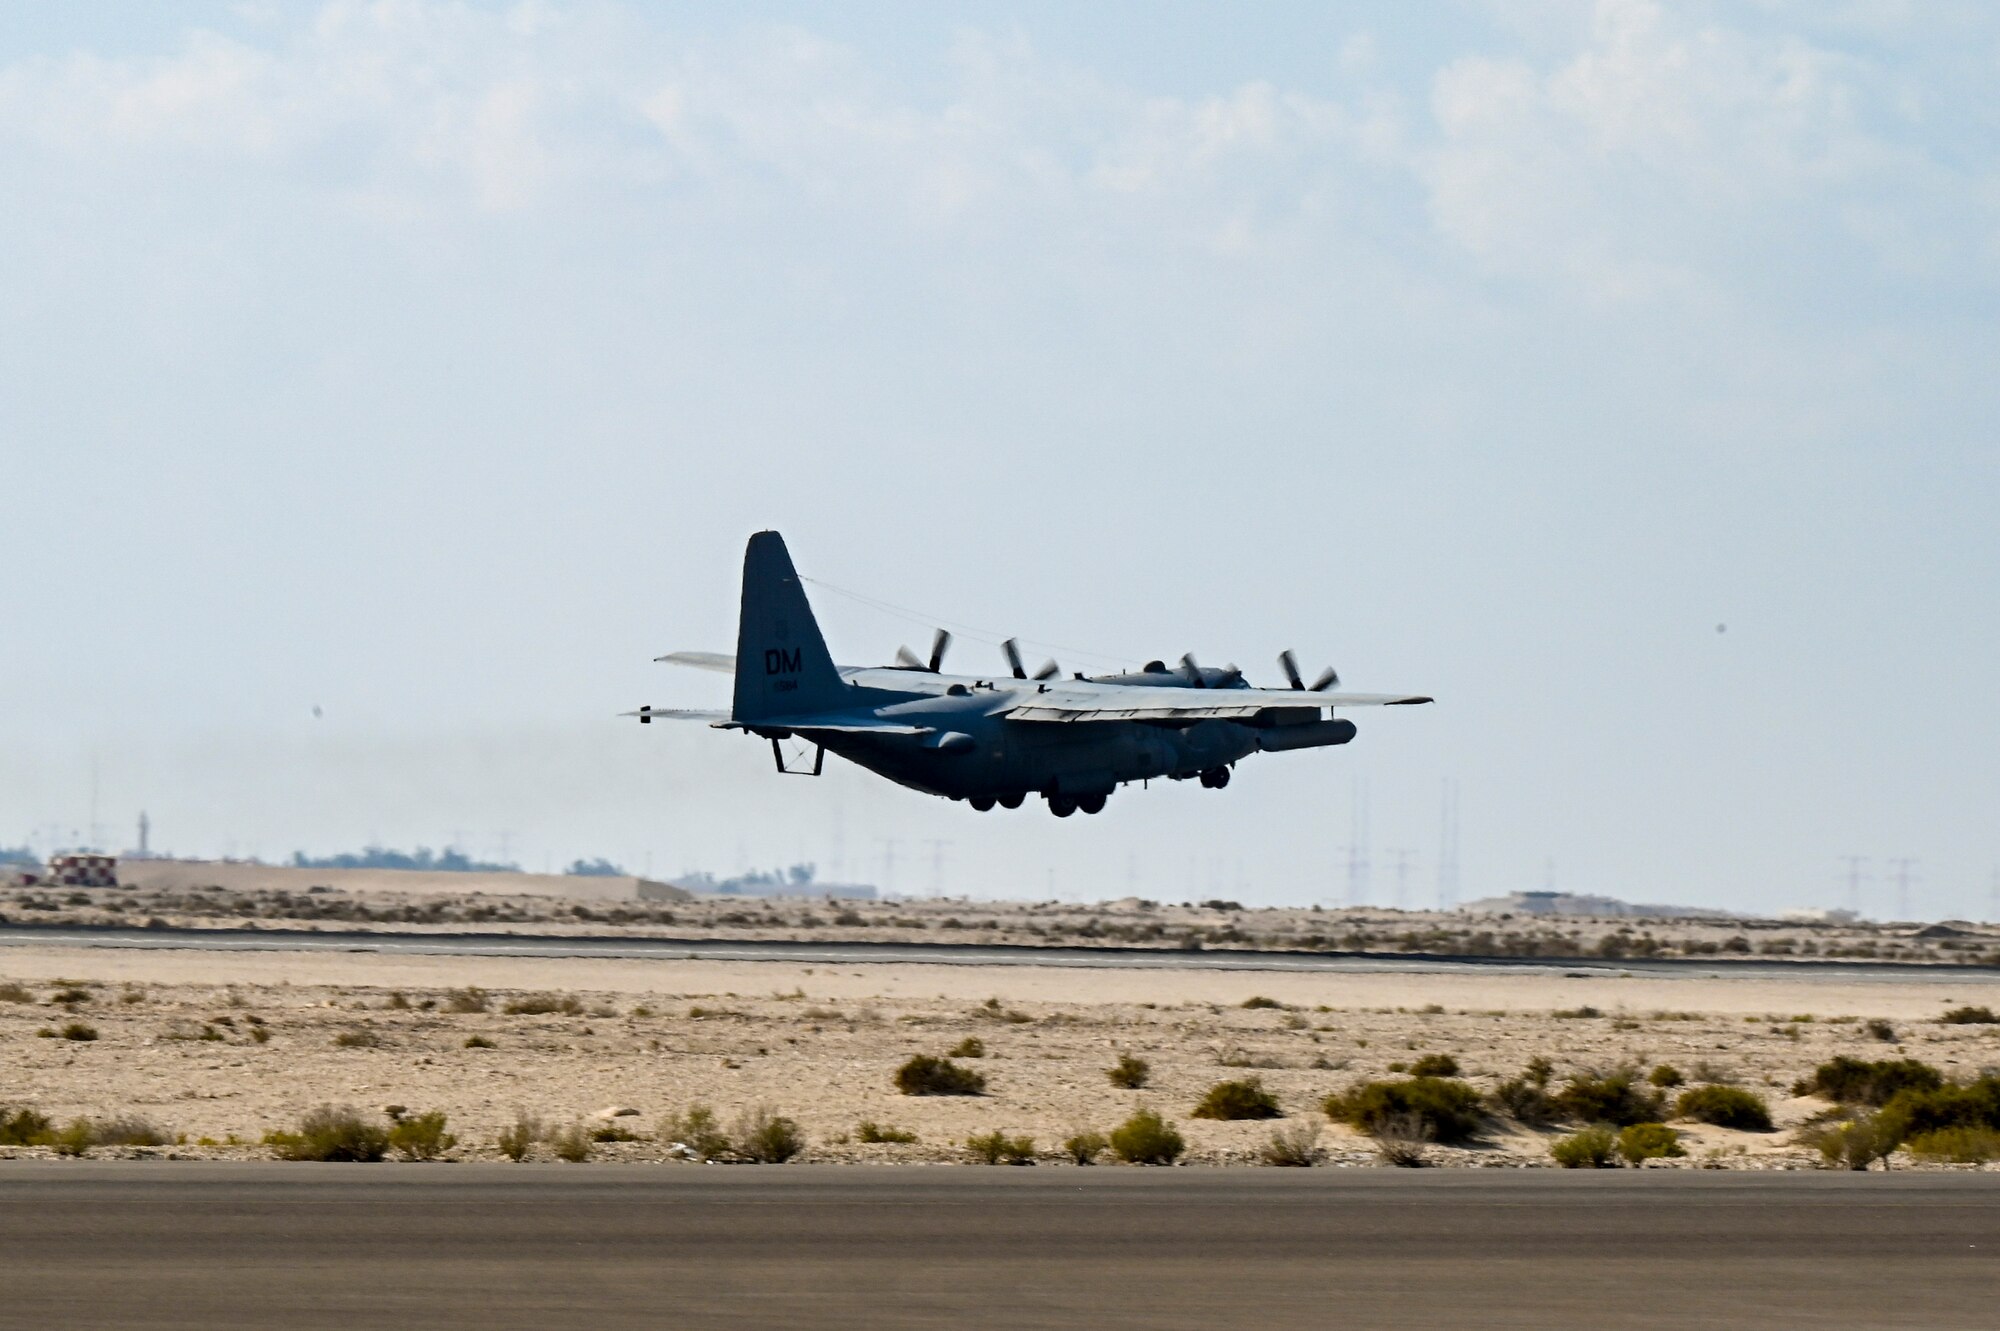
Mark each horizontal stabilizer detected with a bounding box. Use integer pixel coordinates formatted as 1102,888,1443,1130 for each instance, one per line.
655,651,736,673
721,712,932,737
622,707,730,723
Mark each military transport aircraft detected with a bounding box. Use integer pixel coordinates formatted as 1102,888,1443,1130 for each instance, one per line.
631,531,1432,816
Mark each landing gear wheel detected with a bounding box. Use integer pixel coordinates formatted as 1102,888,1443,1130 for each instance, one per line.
1077,793,1106,815
969,795,996,812
1200,767,1232,789
1048,795,1077,818
998,792,1025,810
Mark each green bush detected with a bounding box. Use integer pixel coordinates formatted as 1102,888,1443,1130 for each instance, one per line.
1905,1125,2000,1163
1877,1077,2000,1142
265,1105,389,1162
1675,1085,1773,1131
50,1118,95,1158
0,1106,54,1146
1648,1064,1685,1088
1799,1112,1898,1171
1409,1053,1460,1078
948,1036,986,1059
1617,1122,1685,1163
1191,1077,1283,1121
1326,1077,1485,1145
734,1108,805,1163
1489,1076,1559,1127
662,1104,730,1160
1108,1108,1185,1165
1792,1056,1942,1106
1106,1053,1151,1089
1940,1005,2000,1025
1553,1068,1664,1127
857,1120,917,1144
895,1054,987,1096
1062,1129,1108,1165
965,1130,1035,1165
387,1111,456,1161
1551,1126,1618,1168
497,1112,542,1162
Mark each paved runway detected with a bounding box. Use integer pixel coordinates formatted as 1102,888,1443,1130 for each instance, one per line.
2,1165,1994,1329
3,922,1995,982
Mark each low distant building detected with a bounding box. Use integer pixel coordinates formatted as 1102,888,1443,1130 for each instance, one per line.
47,853,118,887
1460,889,1730,920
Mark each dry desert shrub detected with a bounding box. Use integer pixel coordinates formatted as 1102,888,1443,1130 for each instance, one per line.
1550,1126,1618,1169
1062,1129,1108,1165
965,1130,1036,1165
1488,1075,1558,1128
895,1054,987,1096
1260,1120,1324,1167
265,1105,389,1162
548,1123,593,1163
463,1035,496,1049
1191,1077,1283,1121
1108,1109,1185,1165
1408,1053,1460,1078
1674,1086,1773,1132
1240,995,1286,1010
0,981,33,1003
444,987,491,1013
1373,1114,1432,1168
0,1106,54,1146
1940,1005,2000,1025
90,1114,172,1147
1648,1064,1685,1088
947,1036,986,1059
497,1112,544,1162
502,993,583,1016
857,1121,917,1144
734,1108,805,1163
1797,1112,1898,1171
1106,1054,1151,1089
662,1104,731,1160
331,1027,381,1049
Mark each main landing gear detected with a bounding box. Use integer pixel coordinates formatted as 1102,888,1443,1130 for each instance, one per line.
1045,792,1107,817
1198,766,1232,789
966,792,1028,813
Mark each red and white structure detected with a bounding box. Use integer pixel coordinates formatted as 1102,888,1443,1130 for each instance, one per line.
47,853,118,887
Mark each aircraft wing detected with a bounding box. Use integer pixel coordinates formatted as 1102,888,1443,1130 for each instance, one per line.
655,651,736,673
1004,685,1432,723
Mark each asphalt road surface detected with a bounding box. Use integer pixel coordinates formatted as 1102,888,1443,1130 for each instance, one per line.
2,1165,1994,1329
4,922,1996,982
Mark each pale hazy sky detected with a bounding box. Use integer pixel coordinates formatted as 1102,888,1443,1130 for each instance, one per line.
3,2,1996,918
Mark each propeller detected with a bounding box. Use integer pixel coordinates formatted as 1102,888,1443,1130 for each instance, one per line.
893,628,953,672
1278,649,1340,692
1003,638,1061,681
1179,653,1206,688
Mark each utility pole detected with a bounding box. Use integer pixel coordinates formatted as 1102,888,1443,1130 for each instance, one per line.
1887,858,1919,922
1838,855,1870,916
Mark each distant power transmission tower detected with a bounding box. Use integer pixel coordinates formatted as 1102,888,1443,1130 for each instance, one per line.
1344,778,1371,907
1436,779,1460,910
1838,855,1871,916
922,840,952,899
1387,849,1417,910
1888,858,1919,922
877,838,899,897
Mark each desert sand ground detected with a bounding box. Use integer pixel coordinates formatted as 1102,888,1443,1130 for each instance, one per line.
4,938,1998,1168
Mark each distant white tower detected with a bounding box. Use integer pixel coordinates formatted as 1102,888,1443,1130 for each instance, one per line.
137,811,150,857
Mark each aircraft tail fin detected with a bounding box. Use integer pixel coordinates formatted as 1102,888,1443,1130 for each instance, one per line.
732,531,849,722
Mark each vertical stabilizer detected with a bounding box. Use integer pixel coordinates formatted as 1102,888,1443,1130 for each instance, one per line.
733,531,849,722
